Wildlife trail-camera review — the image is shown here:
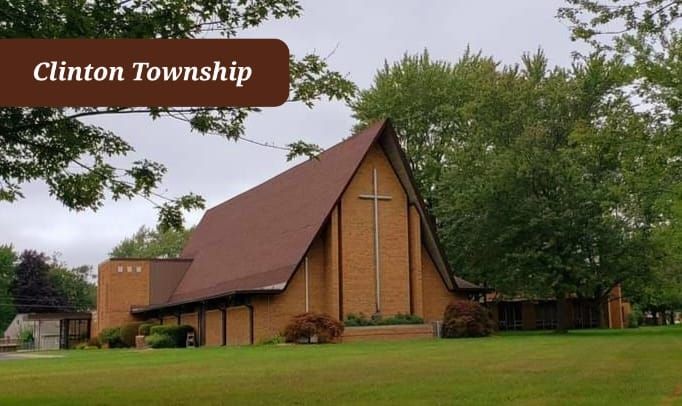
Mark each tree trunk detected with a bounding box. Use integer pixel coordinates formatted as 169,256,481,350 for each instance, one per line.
556,293,569,333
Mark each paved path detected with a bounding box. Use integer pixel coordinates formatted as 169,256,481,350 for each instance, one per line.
0,352,63,361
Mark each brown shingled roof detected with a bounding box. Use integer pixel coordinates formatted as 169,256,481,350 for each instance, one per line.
149,119,484,309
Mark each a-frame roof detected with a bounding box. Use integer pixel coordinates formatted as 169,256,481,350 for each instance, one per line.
154,120,480,309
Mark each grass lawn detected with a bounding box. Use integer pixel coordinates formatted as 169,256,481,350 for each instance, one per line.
0,326,681,405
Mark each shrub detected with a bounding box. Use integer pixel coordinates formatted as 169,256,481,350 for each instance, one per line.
145,333,176,349
18,329,34,343
138,322,158,336
442,300,495,338
120,322,143,348
149,325,195,348
380,313,424,325
99,327,126,348
283,312,344,344
344,313,372,327
344,313,424,326
260,334,285,345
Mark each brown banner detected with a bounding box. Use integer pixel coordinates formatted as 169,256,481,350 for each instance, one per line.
0,39,289,107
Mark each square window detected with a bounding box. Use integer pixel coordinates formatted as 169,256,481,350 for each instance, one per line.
117,265,123,273
127,266,133,273
135,266,142,273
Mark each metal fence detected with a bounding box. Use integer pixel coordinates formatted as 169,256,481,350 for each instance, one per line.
1,335,60,352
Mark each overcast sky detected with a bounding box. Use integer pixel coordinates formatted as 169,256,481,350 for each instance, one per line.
0,0,586,269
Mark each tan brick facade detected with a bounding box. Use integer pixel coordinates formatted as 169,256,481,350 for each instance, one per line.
408,205,424,317
96,260,149,334
227,306,251,345
342,324,433,342
421,246,466,322
205,310,223,346
340,143,410,317
162,315,177,326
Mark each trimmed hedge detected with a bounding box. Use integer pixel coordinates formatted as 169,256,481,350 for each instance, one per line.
99,327,126,348
149,324,195,348
344,313,424,326
145,333,176,348
442,300,495,338
138,322,158,336
283,312,344,344
120,322,143,348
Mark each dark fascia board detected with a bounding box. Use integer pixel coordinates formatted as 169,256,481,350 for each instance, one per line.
107,257,194,262
130,289,280,314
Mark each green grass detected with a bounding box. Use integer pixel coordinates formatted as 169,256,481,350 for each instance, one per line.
1,326,681,405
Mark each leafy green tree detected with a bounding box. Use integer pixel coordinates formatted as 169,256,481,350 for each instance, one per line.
49,265,96,312
624,195,682,321
0,245,17,332
109,225,193,258
10,250,65,313
351,49,503,208
0,0,356,231
558,0,680,46
353,50,676,331
560,1,682,319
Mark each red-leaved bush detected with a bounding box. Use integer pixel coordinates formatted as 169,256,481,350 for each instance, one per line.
442,300,495,338
283,312,344,344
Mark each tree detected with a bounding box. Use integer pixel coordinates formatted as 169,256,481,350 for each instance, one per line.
109,225,193,258
0,245,17,332
9,250,65,313
560,0,682,319
624,196,682,322
558,0,680,46
49,265,96,312
352,49,675,331
0,1,356,231
351,49,502,207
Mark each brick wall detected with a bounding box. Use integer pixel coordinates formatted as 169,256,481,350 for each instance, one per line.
342,324,433,342
180,313,198,331
408,205,424,317
340,143,410,317
251,234,328,343
162,315,177,325
421,246,463,322
205,310,223,346
324,206,340,319
227,306,251,345
96,260,150,333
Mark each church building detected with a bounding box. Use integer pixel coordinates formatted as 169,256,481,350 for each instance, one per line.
96,120,485,345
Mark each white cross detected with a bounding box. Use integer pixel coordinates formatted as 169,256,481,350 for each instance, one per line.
359,167,392,314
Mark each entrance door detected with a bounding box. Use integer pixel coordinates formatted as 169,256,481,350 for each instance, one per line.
59,319,91,349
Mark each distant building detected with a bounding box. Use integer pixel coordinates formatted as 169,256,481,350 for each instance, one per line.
487,285,631,330
3,312,92,350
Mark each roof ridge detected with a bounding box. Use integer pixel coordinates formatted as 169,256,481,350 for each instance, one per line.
206,121,387,215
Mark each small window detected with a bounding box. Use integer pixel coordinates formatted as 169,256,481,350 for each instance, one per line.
127,266,133,273
135,266,142,273
116,265,123,273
